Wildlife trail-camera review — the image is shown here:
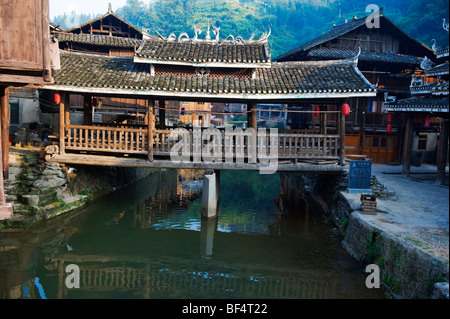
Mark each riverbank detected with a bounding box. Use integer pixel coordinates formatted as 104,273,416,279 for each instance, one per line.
1,146,155,231
341,163,449,299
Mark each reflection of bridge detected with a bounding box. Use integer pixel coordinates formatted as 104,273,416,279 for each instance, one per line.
50,255,341,299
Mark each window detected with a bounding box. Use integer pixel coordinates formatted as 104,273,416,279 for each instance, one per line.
10,102,19,125
418,134,427,150
372,137,379,147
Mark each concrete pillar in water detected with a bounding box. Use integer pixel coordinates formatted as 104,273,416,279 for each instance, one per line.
201,170,220,218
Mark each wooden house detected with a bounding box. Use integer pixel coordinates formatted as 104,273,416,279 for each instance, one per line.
386,24,449,184
275,8,435,164
1,0,53,219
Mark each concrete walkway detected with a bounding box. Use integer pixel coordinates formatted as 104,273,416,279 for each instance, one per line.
343,163,449,262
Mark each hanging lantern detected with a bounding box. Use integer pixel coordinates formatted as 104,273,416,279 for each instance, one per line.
92,98,98,107
387,113,393,123
54,93,61,104
424,115,431,127
342,103,350,116
313,106,320,117
386,124,392,133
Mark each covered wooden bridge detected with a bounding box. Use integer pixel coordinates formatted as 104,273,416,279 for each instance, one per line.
41,29,377,172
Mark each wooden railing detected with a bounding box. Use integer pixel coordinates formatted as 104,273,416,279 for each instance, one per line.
65,125,148,154
154,129,340,160
63,125,340,160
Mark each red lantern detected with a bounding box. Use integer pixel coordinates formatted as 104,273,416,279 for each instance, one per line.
387,114,393,123
386,124,392,133
313,106,320,117
424,115,431,127
92,98,98,107
54,93,61,104
342,103,350,116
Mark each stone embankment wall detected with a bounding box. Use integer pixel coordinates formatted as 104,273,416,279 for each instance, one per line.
3,149,153,230
286,171,448,299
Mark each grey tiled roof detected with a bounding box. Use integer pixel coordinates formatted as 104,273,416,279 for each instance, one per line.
275,13,433,63
47,51,376,99
57,33,141,48
307,48,423,65
425,63,449,76
386,97,449,112
135,38,271,65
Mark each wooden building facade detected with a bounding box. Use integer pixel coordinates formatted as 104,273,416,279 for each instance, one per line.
386,24,449,184
275,8,435,164
1,0,53,219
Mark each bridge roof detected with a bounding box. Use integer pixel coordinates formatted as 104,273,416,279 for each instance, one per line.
134,37,271,68
44,50,376,101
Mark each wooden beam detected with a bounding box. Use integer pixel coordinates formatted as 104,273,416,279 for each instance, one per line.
436,119,449,185
0,87,10,179
0,74,44,85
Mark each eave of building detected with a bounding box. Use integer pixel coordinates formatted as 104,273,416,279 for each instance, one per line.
133,56,272,69
42,84,376,101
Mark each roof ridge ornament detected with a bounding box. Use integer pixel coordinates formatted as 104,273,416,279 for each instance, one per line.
443,18,449,32
152,25,271,44
420,56,435,70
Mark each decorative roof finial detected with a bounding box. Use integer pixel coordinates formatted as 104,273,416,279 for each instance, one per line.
108,3,112,14
205,21,211,41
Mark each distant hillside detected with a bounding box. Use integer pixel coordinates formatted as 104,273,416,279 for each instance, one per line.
52,0,449,58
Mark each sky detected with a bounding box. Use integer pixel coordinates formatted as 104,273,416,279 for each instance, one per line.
49,0,129,19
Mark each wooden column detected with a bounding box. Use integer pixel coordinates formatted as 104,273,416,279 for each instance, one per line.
148,99,155,161
0,87,10,179
436,119,449,185
159,100,166,129
247,102,257,131
402,113,414,177
0,86,13,220
339,110,346,166
320,105,327,135
83,95,93,125
59,95,65,155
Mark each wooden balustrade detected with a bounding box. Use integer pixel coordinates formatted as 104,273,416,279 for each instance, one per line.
65,125,148,154
63,125,340,161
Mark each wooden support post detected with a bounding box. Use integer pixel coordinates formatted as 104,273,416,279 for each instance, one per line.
59,95,66,155
159,100,166,129
0,87,10,179
402,114,414,177
0,86,13,220
148,100,155,161
436,119,449,185
247,102,258,163
247,102,257,132
320,105,327,135
83,95,92,125
339,110,346,166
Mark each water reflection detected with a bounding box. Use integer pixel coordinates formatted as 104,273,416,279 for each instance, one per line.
0,169,385,299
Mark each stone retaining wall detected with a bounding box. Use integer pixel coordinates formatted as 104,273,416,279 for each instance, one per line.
343,212,449,299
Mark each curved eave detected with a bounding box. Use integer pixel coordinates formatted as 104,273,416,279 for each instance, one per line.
42,84,377,101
